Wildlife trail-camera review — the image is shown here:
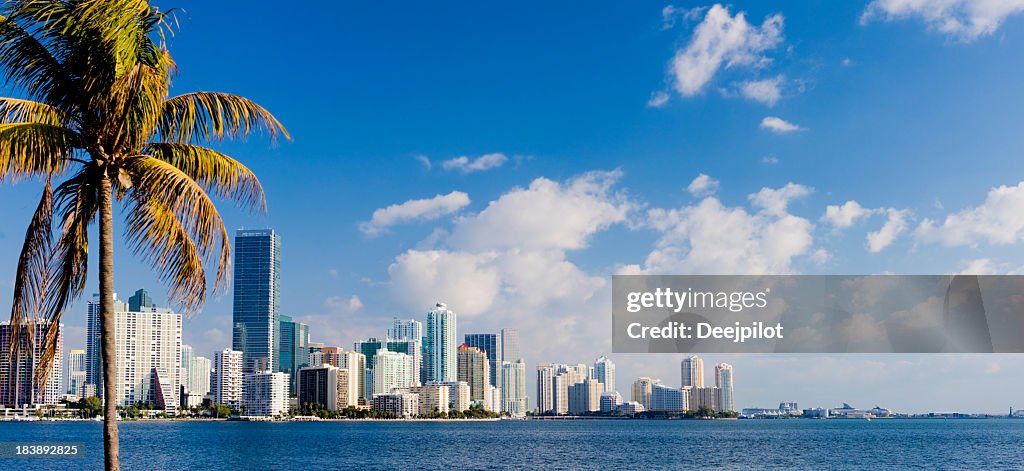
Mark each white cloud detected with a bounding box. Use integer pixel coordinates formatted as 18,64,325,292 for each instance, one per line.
748,182,812,216
739,75,784,106
957,258,1000,275
867,208,911,252
916,181,1024,247
630,182,815,275
441,153,509,173
662,5,707,30
669,4,784,96
359,191,471,236
823,200,876,229
761,155,780,165
760,116,803,134
449,170,633,251
687,173,720,197
325,294,364,312
646,90,670,108
414,155,431,169
861,0,1024,41
842,57,854,66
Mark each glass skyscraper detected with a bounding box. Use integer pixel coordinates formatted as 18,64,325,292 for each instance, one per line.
279,315,309,395
423,303,457,382
232,228,282,373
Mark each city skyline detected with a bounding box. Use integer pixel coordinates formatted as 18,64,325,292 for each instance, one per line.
5,1,1024,414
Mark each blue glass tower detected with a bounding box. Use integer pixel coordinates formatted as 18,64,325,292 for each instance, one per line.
232,228,281,373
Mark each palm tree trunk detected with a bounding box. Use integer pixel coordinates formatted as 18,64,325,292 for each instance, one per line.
99,176,121,471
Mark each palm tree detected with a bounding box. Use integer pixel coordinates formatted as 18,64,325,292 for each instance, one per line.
0,2,288,470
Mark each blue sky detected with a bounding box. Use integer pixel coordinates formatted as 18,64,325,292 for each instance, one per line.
4,1,1024,413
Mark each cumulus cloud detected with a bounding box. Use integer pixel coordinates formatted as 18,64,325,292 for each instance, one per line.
442,153,509,173
748,182,812,216
359,191,471,236
760,116,803,134
861,0,1024,41
626,182,816,275
916,181,1024,247
646,90,670,108
823,200,876,229
669,4,784,96
687,173,720,197
739,76,784,106
867,208,911,252
449,170,633,251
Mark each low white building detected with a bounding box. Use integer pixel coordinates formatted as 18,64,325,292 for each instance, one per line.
243,371,289,417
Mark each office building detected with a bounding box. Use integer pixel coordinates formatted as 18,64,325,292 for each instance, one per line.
213,349,243,408
0,320,63,406
464,333,502,388
279,315,309,395
599,391,622,412
428,380,471,411
411,383,449,414
423,303,457,382
67,349,86,396
568,377,604,415
631,377,656,410
500,328,521,363
298,364,354,411
372,392,419,417
388,318,423,343
687,386,723,412
593,355,616,394
650,384,687,412
457,344,490,402
681,355,704,388
232,228,282,373
243,370,289,417
501,359,527,417
715,363,734,412
85,294,102,392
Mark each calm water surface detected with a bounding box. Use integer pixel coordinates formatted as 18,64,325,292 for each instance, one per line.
0,419,1021,470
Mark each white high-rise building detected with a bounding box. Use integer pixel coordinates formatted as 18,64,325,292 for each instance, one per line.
243,370,288,417
389,318,423,342
681,355,704,388
0,320,63,406
599,391,623,412
593,355,616,394
501,359,527,417
191,356,212,397
372,346,415,397
337,351,364,407
715,363,734,412
568,377,604,415
536,363,583,415
423,303,457,382
213,349,243,408
631,377,656,410
650,384,687,412
411,383,449,414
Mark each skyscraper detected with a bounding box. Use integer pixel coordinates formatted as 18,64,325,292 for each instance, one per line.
535,363,583,415
372,345,415,397
85,294,103,392
568,377,604,415
298,364,355,411
128,288,155,312
355,337,421,394
715,363,734,412
457,344,490,402
681,355,704,388
85,293,181,413
242,370,289,417
501,359,527,417
232,228,282,373
500,328,521,362
0,320,63,407
279,315,309,395
631,377,656,410
337,350,366,406
181,345,196,391
593,355,616,393
67,349,86,396
464,333,502,388
423,303,457,382
213,349,243,408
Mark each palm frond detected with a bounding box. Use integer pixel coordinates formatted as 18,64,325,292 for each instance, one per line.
0,12,71,104
124,156,230,310
7,178,52,361
0,97,67,126
37,169,99,384
0,122,79,181
157,92,290,144
102,57,172,153
145,142,266,211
